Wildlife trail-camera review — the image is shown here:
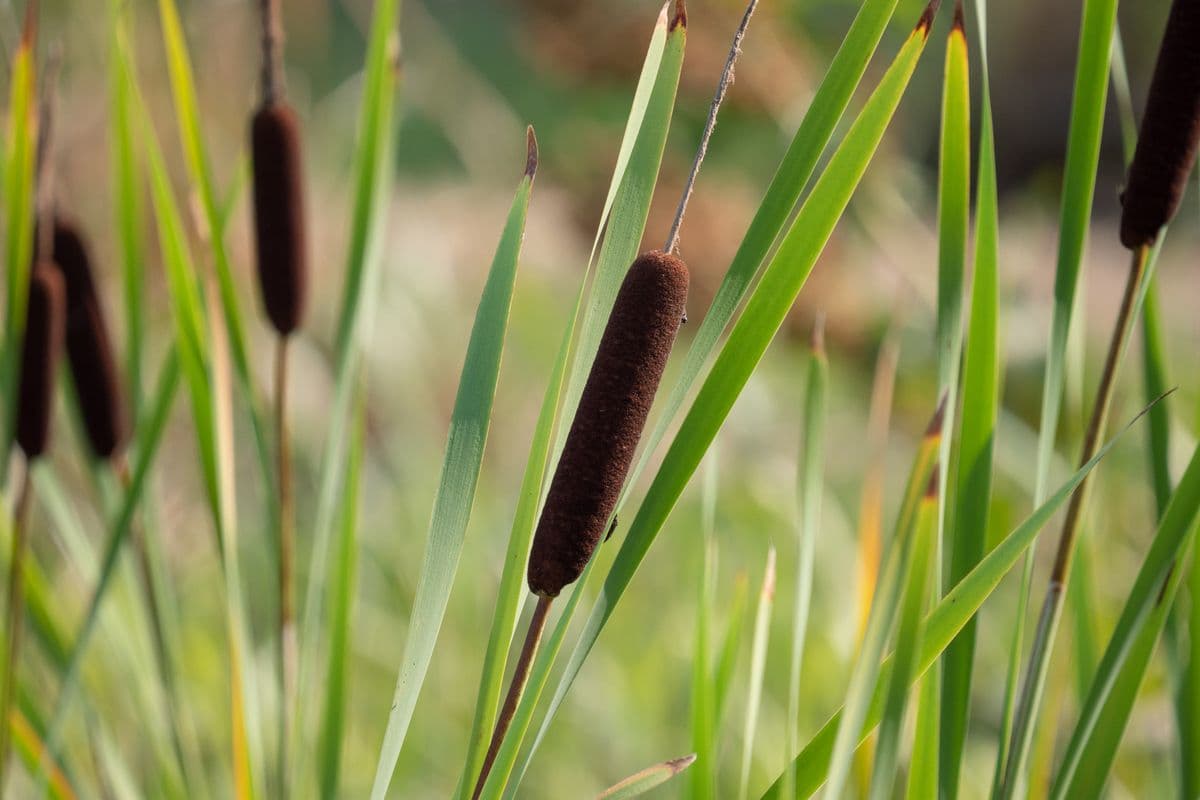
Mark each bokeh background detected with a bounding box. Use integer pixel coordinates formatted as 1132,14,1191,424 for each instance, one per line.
9,0,1200,796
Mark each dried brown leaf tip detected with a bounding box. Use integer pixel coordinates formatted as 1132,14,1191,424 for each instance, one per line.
925,467,941,501
916,0,942,35
925,392,948,439
527,251,690,597
251,102,309,336
525,125,538,179
17,265,66,460
671,0,687,31
20,0,37,51
952,0,965,33
49,220,127,459
1119,0,1200,249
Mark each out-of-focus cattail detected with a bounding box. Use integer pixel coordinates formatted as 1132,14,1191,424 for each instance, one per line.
251,102,308,336
16,265,66,460
527,251,689,597
1119,0,1200,249
50,219,126,460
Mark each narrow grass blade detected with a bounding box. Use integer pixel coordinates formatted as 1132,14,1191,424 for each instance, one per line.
758,404,1148,798
107,0,145,420
737,548,776,800
1050,442,1200,798
715,572,751,728
0,21,37,481
528,13,937,777
297,0,400,775
783,334,828,800
316,386,366,798
869,485,937,799
370,139,535,799
625,0,908,509
598,754,697,800
690,487,718,800
941,0,1000,789
553,7,686,463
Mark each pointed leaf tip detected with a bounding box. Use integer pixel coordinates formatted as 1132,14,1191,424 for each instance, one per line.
525,125,538,178
21,0,37,49
925,467,940,500
667,753,698,773
926,393,948,437
671,0,687,31
917,0,941,35
810,313,826,356
952,0,965,33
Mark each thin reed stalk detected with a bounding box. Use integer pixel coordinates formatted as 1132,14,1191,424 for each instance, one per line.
999,243,1150,796
0,472,33,795
275,334,295,796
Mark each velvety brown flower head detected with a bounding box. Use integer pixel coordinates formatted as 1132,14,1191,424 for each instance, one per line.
1119,0,1200,249
16,265,67,460
527,250,689,597
251,102,308,336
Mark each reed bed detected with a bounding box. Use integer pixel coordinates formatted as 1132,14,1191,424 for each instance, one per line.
0,0,1196,797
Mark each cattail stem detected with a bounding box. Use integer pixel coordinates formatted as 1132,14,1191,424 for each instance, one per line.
0,468,34,796
275,335,296,796
663,0,759,254
258,0,285,107
999,243,1150,796
471,595,553,799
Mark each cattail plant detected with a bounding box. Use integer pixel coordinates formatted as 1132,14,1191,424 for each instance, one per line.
1,265,66,789
468,2,773,795
252,0,308,788
1000,0,1200,791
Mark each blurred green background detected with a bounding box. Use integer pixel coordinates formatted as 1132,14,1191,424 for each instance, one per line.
9,0,1200,796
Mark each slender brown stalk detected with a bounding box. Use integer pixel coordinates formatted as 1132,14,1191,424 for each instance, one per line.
471,595,553,799
1000,244,1150,795
258,0,285,107
664,0,760,254
0,471,34,796
275,335,296,796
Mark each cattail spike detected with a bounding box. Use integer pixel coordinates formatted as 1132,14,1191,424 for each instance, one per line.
251,103,308,336
16,265,66,460
1119,0,1200,249
527,251,690,597
51,219,126,460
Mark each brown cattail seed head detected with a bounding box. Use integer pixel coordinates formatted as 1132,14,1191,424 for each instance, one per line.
1119,0,1200,249
16,265,66,460
527,251,689,597
251,102,308,336
51,219,127,460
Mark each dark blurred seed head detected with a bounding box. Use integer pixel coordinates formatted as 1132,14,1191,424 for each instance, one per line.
527,250,690,597
17,265,66,460
51,219,127,460
1119,0,1200,249
251,102,308,336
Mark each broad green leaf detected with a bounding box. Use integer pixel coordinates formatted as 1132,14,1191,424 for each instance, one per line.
942,0,1001,789
370,139,535,800
526,13,935,781
758,406,1144,799
1050,442,1200,798
597,754,697,800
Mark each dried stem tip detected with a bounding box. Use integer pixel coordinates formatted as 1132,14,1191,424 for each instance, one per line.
1119,0,1200,249
527,251,690,597
251,102,308,336
51,220,127,460
16,265,66,460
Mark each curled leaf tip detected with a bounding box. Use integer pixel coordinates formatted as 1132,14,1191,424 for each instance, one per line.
916,0,942,35
525,125,538,178
671,0,687,31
